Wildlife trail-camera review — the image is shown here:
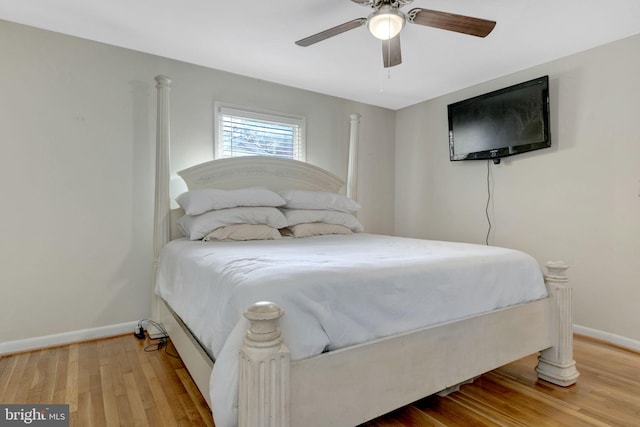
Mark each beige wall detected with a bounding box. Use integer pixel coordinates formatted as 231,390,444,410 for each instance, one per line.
396,34,640,343
0,20,396,344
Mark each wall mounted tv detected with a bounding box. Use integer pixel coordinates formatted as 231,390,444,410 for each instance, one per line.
448,75,551,163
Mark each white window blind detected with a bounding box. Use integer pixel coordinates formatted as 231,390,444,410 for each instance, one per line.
215,105,306,161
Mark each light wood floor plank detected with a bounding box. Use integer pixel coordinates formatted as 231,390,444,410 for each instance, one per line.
5,352,32,402
176,368,215,427
52,345,69,404
1,334,638,426
66,343,79,412
0,353,18,401
38,347,59,403
140,358,179,426
100,365,120,427
123,371,150,426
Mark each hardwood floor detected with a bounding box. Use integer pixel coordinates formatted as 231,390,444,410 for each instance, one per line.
361,337,640,427
0,335,213,427
1,335,638,426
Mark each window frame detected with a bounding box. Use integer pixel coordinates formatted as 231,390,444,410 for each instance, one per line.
214,102,307,161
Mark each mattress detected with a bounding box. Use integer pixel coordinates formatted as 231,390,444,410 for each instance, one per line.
155,233,547,427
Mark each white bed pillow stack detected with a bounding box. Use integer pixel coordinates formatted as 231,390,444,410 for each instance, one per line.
278,189,363,237
278,189,361,213
176,187,286,215
176,188,287,240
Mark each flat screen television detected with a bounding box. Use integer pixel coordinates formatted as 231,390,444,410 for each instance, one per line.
448,75,551,163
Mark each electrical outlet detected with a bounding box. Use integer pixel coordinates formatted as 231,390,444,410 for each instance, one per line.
134,325,146,340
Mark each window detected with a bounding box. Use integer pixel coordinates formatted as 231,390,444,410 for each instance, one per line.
215,104,306,161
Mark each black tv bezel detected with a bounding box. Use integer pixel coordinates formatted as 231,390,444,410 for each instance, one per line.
448,76,551,162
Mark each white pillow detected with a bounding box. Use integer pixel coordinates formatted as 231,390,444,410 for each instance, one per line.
280,209,363,232
288,223,353,238
203,224,282,241
278,190,361,213
176,187,286,216
177,207,288,240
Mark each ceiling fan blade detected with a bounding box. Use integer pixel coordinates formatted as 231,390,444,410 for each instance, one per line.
295,18,367,47
408,8,496,38
382,34,402,68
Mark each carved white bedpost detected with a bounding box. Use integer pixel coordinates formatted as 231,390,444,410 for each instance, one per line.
536,261,579,386
152,75,171,321
346,113,360,201
239,302,290,427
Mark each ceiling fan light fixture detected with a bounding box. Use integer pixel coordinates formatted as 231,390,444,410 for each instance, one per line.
368,6,405,40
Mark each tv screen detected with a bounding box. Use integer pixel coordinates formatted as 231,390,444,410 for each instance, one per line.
448,76,551,162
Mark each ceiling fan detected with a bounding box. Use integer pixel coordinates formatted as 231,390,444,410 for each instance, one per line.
295,0,496,68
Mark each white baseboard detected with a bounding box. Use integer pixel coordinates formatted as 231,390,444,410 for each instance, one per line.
2,321,638,356
0,321,139,355
574,324,640,352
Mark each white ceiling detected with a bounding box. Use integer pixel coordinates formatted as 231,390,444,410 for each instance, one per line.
2,0,640,110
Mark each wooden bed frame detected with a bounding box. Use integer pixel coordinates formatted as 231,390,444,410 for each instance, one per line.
151,75,579,427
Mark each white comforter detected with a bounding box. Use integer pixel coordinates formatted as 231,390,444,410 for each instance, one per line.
155,234,547,427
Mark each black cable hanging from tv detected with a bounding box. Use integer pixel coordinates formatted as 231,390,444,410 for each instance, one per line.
485,160,492,245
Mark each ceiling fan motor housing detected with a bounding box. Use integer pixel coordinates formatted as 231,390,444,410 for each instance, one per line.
368,5,406,40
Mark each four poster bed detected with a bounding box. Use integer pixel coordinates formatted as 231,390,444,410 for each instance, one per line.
150,75,579,427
